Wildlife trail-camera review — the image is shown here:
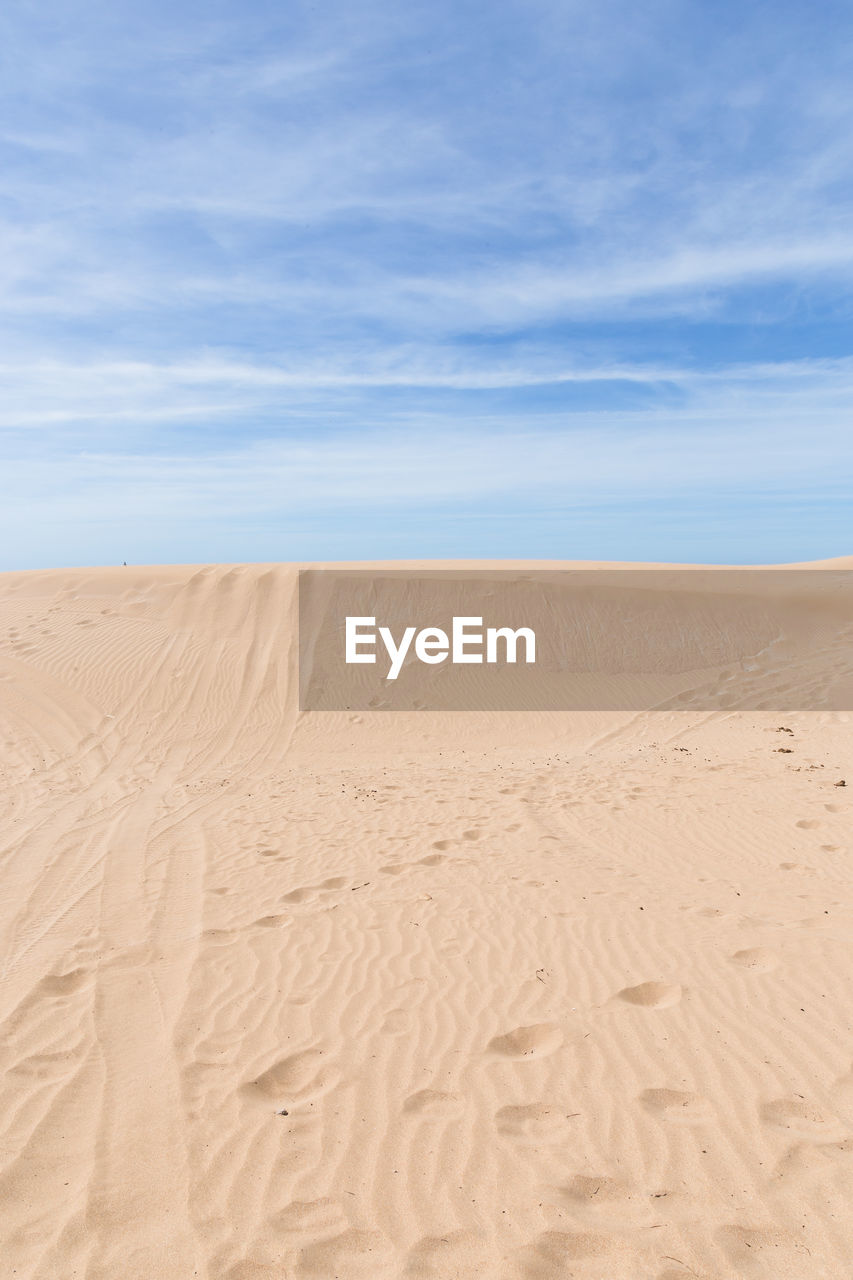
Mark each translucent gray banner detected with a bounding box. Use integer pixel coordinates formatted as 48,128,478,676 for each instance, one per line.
298,569,853,711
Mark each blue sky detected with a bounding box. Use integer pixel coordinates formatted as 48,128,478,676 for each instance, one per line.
1,0,852,567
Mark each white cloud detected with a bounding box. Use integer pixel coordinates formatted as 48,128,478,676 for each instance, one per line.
0,0,852,564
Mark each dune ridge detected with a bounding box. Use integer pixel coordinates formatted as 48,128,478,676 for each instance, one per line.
0,561,851,1278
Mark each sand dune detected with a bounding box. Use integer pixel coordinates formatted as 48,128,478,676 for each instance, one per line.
0,561,851,1278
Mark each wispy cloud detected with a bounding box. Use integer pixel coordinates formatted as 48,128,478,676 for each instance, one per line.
3,351,853,428
0,0,851,564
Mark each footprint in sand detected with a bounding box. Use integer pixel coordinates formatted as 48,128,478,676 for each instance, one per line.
242,1047,338,1108
273,1197,349,1239
37,968,92,997
717,1224,811,1270
417,853,446,866
760,1096,844,1138
559,1175,632,1208
487,1023,563,1058
202,925,237,944
282,888,314,904
617,981,682,1008
403,1088,462,1115
557,1175,657,1226
640,1088,711,1123
462,829,480,841
796,819,821,829
495,1102,578,1144
381,1008,410,1034
403,1230,490,1278
730,948,779,972
773,1137,853,1182
297,1228,395,1278
252,914,291,929
516,1229,622,1276
10,1049,85,1080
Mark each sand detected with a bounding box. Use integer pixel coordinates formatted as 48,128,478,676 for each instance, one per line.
0,560,851,1279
